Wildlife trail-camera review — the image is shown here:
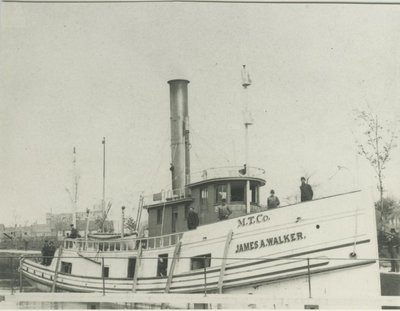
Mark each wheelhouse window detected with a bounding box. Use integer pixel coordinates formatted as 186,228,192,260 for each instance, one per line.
190,254,211,270
230,181,245,202
200,187,208,206
215,185,227,203
157,207,163,224
60,261,72,274
250,182,259,204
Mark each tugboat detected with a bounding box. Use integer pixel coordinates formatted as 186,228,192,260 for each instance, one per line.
20,72,381,309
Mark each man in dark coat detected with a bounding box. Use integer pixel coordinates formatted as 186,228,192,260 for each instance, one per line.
387,228,399,272
300,177,313,202
187,207,199,230
47,241,56,266
69,224,80,238
41,240,49,265
217,199,232,221
267,189,280,209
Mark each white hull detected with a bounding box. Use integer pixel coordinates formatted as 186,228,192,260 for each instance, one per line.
21,191,381,308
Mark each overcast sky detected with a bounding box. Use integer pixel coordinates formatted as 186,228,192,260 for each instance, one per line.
0,2,399,227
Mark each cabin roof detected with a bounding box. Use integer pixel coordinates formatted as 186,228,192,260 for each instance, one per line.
187,176,266,188
144,197,193,210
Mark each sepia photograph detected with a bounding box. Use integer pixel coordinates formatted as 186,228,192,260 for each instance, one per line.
0,0,400,309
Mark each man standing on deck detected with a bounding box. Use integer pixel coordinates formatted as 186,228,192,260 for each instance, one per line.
187,206,199,230
387,228,399,272
267,190,280,209
47,241,56,266
69,224,80,239
217,199,232,221
300,177,313,202
41,240,49,265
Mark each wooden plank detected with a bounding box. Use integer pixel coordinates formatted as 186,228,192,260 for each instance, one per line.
217,229,233,294
165,241,182,293
132,242,142,293
51,245,64,292
5,292,400,309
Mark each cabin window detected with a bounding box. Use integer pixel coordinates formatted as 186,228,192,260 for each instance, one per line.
157,254,168,277
215,185,227,203
190,254,211,270
60,261,72,274
157,207,163,224
230,181,245,202
102,266,109,278
127,258,136,278
200,188,208,205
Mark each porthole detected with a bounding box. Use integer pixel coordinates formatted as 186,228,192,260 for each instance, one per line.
316,225,320,229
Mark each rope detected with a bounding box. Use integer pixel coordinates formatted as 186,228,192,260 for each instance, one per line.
189,125,231,165
352,133,362,255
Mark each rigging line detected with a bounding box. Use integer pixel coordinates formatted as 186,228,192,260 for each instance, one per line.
189,125,231,165
352,140,362,254
148,137,170,192
4,0,400,4
192,148,206,171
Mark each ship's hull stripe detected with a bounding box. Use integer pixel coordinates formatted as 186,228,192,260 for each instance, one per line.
23,259,375,293
22,238,371,285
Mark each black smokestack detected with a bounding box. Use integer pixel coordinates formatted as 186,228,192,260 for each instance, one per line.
168,79,190,191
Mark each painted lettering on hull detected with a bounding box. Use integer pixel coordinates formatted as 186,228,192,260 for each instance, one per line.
237,213,270,228
235,232,306,253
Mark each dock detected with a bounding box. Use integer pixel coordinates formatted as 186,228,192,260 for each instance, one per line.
1,292,400,309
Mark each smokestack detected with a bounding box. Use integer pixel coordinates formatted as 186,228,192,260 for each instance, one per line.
168,79,190,192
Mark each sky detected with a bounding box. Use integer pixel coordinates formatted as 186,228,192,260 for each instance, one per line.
0,2,399,227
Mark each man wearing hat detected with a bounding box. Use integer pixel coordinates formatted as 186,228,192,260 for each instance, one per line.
267,190,280,209
300,177,313,202
387,228,399,272
217,199,232,221
69,224,80,239
187,206,200,230
41,240,49,265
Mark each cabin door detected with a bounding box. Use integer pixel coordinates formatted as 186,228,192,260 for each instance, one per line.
127,257,136,278
157,253,168,277
171,207,178,233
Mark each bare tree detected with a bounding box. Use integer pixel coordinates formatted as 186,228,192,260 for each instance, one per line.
354,109,398,227
124,217,137,233
95,201,112,232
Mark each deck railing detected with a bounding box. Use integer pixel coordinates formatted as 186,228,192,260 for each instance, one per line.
189,166,266,184
142,188,191,206
63,232,183,252
143,166,265,206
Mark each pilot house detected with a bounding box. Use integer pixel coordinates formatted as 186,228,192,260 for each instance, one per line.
144,80,266,237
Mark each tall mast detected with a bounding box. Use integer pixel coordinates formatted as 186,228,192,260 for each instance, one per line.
241,65,253,214
72,147,78,227
102,137,106,218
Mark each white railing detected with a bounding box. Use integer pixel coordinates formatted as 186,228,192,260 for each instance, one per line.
142,188,191,206
63,232,183,252
189,166,265,184
143,166,265,206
